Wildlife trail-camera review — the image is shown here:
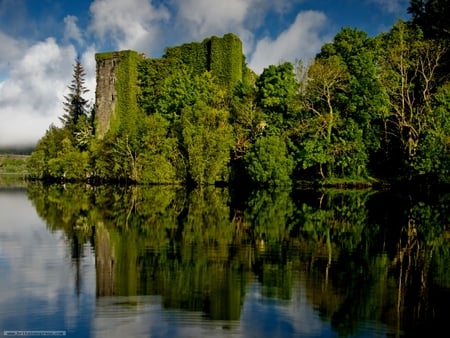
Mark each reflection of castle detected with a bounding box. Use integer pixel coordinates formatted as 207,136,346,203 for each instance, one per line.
94,222,250,320
95,222,115,297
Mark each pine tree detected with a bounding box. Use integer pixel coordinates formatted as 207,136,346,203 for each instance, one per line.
60,59,89,131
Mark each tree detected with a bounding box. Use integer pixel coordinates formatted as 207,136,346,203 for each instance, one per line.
91,131,139,182
181,102,234,185
256,62,299,133
318,28,389,156
408,0,450,90
27,60,92,181
243,135,294,186
230,81,265,160
60,59,90,132
408,0,450,42
47,138,90,180
136,114,183,184
297,57,365,178
412,82,450,181
380,21,446,176
298,56,348,144
27,124,69,179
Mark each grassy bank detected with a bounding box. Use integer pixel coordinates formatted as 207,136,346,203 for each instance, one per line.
0,154,29,187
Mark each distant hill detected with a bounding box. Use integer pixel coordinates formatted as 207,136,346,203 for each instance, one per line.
0,146,34,155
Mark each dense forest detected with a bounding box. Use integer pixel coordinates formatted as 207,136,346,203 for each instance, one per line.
27,1,450,187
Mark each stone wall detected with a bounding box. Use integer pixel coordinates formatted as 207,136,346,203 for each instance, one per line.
94,52,118,138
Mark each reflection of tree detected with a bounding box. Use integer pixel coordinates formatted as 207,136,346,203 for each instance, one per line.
245,188,294,242
27,182,94,296
294,190,371,291
26,183,450,334
244,188,295,299
153,187,246,320
387,194,450,336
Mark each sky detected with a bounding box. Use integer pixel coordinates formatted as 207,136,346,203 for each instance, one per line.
0,0,410,148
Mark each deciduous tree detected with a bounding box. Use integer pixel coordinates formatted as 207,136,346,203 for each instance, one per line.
381,21,446,175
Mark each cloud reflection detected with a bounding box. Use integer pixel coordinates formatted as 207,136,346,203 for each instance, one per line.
0,190,95,334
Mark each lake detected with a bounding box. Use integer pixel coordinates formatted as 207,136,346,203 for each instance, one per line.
1,183,449,337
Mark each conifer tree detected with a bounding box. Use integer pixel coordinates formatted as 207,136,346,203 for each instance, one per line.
60,59,89,131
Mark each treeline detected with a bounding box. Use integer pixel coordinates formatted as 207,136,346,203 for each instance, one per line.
27,1,450,187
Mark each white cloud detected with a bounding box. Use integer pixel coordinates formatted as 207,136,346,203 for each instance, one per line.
89,0,170,53
0,32,28,76
174,0,305,34
175,0,251,37
173,0,256,56
0,0,330,147
369,0,408,14
249,10,329,74
64,15,84,46
0,37,96,147
171,0,307,64
80,45,97,107
0,192,95,328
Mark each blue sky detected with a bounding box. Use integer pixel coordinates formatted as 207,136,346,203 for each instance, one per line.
0,0,409,147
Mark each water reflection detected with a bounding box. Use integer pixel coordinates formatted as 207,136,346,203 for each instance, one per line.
0,188,95,336
2,184,450,337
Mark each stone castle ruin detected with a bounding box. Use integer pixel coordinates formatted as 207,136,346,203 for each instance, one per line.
94,33,251,138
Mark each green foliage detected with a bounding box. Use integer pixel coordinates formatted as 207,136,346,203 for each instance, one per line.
409,0,450,42
209,33,243,88
27,125,70,179
318,28,389,155
149,33,245,91
181,102,234,185
299,134,334,178
27,27,450,185
27,58,95,181
113,50,143,138
137,57,181,114
412,83,450,181
296,56,368,178
230,81,265,160
155,68,224,119
91,131,138,182
27,150,46,179
47,138,90,180
256,62,299,133
0,155,29,174
243,135,294,186
164,39,209,75
136,114,183,184
380,20,447,177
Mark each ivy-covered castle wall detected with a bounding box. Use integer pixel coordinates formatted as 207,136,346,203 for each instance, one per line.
164,33,246,88
94,34,250,137
94,50,141,138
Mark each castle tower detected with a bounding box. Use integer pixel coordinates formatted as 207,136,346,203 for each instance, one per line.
94,50,140,138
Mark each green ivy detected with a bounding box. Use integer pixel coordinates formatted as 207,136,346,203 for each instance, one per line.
208,33,243,88
113,50,142,137
142,33,247,91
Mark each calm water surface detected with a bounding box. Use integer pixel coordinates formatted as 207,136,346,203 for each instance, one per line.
0,184,449,337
